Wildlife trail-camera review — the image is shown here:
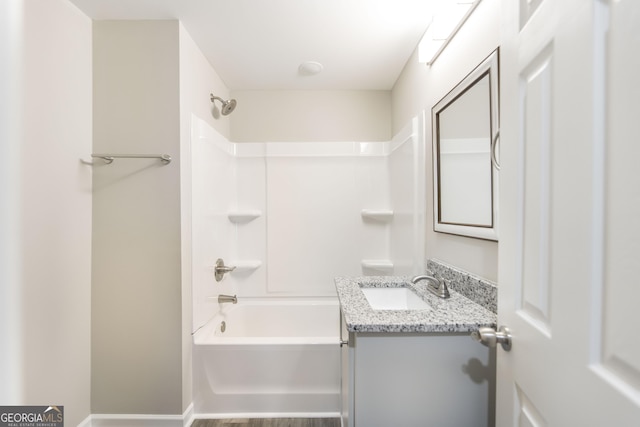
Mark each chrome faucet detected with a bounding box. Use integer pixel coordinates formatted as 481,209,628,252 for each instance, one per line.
411,273,450,299
218,294,237,304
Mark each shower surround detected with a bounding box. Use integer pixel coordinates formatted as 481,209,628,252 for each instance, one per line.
189,114,425,417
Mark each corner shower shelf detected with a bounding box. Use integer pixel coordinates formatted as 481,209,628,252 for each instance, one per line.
230,260,262,273
361,209,394,221
361,259,394,273
227,210,262,223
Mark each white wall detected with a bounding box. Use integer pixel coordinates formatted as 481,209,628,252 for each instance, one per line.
0,1,93,425
264,144,389,294
178,23,233,412
190,117,243,330
92,20,182,415
230,90,392,142
389,114,427,276
179,24,232,142
90,19,232,418
0,0,24,403
392,0,500,281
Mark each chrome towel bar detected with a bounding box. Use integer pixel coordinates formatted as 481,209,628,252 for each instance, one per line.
91,153,172,164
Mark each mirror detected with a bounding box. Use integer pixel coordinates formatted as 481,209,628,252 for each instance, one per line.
432,49,499,241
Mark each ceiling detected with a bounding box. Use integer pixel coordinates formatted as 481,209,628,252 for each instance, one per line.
68,0,437,91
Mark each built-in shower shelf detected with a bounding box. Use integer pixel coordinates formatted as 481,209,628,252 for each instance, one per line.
361,259,394,273
361,209,394,221
230,260,262,272
228,210,262,223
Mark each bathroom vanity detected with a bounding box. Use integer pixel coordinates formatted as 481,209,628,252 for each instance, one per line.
335,275,497,427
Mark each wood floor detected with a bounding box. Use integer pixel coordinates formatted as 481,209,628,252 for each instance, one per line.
191,418,341,427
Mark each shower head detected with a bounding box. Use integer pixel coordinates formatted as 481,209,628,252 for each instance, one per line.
210,94,237,115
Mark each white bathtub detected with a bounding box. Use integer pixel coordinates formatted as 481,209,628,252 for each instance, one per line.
193,298,341,417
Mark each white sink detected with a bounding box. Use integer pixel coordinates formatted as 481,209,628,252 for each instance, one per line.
361,286,431,310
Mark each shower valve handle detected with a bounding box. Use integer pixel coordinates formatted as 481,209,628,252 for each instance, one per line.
214,258,236,282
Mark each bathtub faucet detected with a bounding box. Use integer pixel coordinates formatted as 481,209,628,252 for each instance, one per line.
218,294,238,304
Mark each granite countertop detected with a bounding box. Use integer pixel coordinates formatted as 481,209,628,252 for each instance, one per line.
335,276,497,333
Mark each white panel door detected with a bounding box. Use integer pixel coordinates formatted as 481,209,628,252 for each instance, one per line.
497,0,640,425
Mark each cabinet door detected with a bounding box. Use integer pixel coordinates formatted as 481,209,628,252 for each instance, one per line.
354,334,493,427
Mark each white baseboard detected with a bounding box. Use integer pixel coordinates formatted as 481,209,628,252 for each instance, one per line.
81,406,340,426
86,404,194,427
78,415,93,427
90,414,183,427
193,411,341,419
183,403,194,427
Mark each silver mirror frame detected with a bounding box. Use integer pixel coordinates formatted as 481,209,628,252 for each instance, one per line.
432,48,499,241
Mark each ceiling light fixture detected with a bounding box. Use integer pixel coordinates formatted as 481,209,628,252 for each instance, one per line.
298,61,324,76
418,0,480,66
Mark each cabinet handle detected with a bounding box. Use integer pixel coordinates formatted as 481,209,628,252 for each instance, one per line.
340,339,349,347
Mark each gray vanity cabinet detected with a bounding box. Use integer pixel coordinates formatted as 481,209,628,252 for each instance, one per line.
340,311,494,427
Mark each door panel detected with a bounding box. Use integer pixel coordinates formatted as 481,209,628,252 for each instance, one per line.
519,44,553,336
498,0,640,425
515,385,546,427
595,0,640,404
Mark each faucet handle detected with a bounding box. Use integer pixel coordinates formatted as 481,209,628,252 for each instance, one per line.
214,258,236,282
438,277,451,299
427,276,450,299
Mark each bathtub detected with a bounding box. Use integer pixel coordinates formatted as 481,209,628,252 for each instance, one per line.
192,298,341,417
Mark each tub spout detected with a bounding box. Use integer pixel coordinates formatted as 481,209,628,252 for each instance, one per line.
218,294,237,304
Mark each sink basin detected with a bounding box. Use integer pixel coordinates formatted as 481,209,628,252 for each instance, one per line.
361,286,430,310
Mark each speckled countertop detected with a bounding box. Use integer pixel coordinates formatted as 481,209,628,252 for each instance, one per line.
335,276,497,333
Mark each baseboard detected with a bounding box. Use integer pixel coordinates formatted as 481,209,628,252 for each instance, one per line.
194,411,341,419
90,414,183,427
183,403,195,427
88,404,194,427
83,406,339,426
78,415,93,427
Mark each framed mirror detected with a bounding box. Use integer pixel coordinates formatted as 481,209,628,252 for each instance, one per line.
432,48,499,241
